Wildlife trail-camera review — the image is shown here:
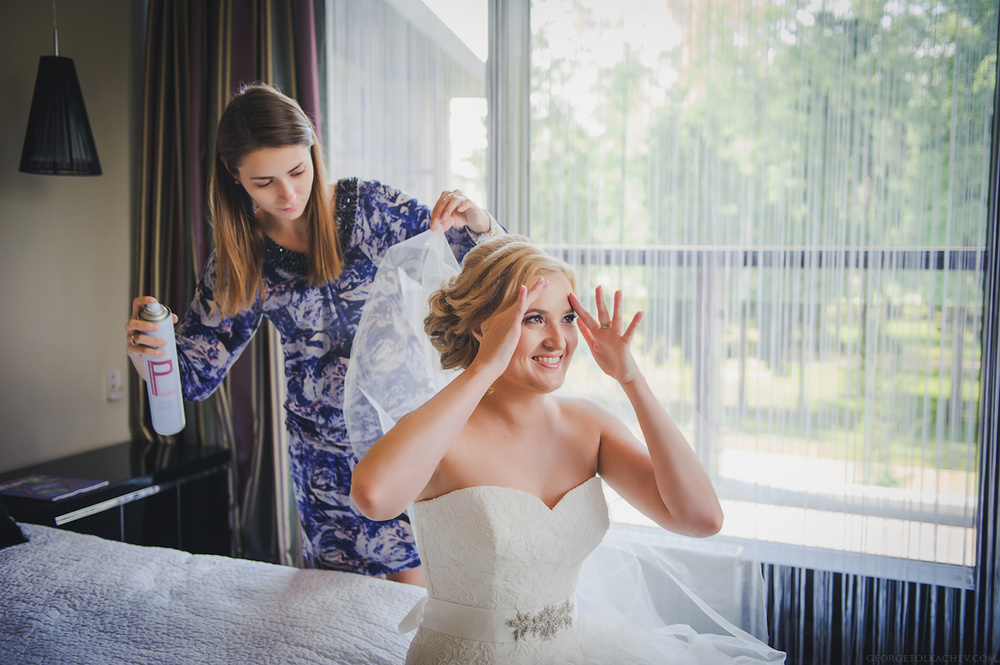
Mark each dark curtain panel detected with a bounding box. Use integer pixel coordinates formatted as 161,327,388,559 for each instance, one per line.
133,0,321,565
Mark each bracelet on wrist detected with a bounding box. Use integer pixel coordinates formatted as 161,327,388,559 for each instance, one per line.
469,212,503,243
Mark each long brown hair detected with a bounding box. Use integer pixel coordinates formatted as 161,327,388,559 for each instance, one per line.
210,83,342,316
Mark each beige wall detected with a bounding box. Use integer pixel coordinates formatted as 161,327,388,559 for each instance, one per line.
0,0,139,473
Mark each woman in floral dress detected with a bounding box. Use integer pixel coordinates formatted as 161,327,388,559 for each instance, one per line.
124,83,501,584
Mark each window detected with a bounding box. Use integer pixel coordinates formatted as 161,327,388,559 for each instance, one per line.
528,0,996,587
321,0,487,205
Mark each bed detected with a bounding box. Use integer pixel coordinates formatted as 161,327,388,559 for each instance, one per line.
0,515,424,665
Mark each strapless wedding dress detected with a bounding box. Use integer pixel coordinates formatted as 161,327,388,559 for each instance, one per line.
401,477,785,664
343,232,785,663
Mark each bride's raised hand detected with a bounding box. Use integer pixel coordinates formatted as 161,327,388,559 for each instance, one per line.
569,286,643,385
473,276,549,377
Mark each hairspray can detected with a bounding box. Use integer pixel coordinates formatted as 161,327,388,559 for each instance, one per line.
137,300,186,435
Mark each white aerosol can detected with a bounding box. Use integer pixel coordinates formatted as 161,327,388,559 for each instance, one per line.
138,300,186,435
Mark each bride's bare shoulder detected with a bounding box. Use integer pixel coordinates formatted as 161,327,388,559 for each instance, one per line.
552,395,616,424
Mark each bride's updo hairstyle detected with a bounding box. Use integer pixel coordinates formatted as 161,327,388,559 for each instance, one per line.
425,234,575,370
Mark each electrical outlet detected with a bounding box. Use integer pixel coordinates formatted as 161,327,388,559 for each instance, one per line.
106,369,125,403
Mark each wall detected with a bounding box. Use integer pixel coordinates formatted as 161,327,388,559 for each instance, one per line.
0,0,139,473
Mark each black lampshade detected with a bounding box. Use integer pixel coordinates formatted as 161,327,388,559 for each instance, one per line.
19,55,102,176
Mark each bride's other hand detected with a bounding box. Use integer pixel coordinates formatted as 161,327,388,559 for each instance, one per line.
573,286,722,537
569,286,643,385
473,276,550,378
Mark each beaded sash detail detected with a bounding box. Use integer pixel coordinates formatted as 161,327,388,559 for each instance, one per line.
400,595,577,643
507,600,574,641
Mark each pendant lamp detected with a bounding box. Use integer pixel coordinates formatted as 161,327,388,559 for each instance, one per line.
19,2,101,176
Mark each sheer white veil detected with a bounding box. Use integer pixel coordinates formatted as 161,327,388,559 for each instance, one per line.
345,230,780,656
344,230,460,466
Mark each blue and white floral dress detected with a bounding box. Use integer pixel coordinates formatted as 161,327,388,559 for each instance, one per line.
173,178,477,575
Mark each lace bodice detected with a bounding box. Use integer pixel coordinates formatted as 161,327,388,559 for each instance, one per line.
404,478,608,664
414,477,608,611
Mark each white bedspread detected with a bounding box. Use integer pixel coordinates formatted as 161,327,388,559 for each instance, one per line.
0,524,423,665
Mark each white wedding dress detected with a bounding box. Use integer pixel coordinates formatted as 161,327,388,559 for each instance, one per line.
400,477,784,664
344,231,786,664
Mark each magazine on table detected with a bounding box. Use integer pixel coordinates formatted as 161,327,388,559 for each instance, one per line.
0,474,109,502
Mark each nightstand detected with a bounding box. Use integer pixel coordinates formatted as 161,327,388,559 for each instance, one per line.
0,440,231,555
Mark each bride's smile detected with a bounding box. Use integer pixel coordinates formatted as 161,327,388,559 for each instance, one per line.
531,353,563,368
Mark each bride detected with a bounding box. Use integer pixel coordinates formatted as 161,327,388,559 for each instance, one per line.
349,233,785,664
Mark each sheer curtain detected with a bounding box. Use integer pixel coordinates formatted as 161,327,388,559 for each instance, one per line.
319,0,487,208
524,0,998,660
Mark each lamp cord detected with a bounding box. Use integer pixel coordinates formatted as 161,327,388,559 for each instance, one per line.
52,0,58,57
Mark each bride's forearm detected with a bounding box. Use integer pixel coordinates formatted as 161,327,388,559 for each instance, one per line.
350,363,498,521
620,374,724,537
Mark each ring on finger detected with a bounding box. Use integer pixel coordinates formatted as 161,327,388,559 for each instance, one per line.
600,322,611,328
130,331,138,345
